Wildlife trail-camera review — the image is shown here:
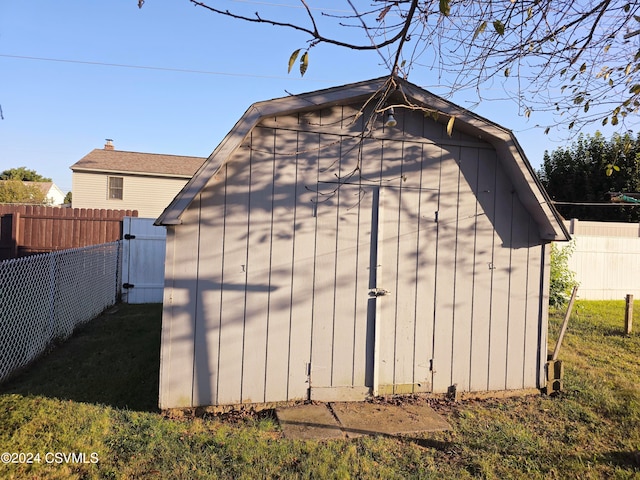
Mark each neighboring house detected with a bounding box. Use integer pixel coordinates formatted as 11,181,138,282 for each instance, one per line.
155,76,570,409
29,182,66,205
70,140,206,218
0,181,65,205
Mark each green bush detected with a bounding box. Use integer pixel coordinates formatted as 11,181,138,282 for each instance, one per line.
549,241,578,308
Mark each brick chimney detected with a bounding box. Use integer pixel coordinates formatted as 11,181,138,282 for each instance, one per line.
104,139,114,150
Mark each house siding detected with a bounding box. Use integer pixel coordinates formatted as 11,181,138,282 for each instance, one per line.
72,171,189,218
159,103,550,408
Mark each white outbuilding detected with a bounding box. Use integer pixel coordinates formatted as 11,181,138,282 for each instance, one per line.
155,77,570,409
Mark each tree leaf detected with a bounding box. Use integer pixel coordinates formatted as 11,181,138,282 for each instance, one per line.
300,51,309,76
288,49,301,74
493,20,505,35
472,21,487,41
439,0,450,16
504,67,510,77
611,115,619,125
579,63,586,73
377,5,392,21
544,127,550,135
446,115,455,137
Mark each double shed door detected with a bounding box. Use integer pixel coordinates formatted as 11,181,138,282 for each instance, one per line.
310,183,437,401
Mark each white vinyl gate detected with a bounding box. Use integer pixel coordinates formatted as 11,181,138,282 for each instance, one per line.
121,217,166,304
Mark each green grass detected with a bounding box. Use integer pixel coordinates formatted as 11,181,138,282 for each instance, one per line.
0,301,638,479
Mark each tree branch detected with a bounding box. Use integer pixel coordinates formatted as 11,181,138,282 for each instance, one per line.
189,0,409,51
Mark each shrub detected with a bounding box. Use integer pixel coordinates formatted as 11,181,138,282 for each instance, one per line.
549,241,578,308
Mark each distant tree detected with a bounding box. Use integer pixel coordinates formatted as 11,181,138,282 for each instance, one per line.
0,167,52,182
538,131,640,221
64,191,72,205
0,179,48,204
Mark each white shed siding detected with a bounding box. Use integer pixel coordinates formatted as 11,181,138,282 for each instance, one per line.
160,102,551,408
72,171,189,218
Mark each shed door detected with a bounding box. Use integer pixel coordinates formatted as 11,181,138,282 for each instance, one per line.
310,184,437,401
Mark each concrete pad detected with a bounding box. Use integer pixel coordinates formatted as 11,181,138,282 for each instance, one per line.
330,401,450,438
276,404,344,440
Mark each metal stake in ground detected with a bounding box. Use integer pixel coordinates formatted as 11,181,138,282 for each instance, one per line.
552,286,578,362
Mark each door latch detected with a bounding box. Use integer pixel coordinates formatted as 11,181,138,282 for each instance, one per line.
369,288,390,297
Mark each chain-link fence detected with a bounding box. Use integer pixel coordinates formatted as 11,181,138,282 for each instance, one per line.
0,242,121,383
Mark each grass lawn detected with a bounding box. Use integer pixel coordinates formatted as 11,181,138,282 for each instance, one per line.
0,301,638,479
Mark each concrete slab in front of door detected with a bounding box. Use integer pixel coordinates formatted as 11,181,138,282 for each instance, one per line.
275,404,345,440
330,401,450,438
276,401,450,440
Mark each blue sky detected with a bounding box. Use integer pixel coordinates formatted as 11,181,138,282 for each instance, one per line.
1,1,634,194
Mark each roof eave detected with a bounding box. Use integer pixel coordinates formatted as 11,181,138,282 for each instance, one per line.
72,167,193,179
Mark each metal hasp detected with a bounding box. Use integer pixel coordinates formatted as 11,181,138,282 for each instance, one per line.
369,288,390,297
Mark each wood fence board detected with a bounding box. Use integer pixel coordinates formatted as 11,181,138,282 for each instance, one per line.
0,205,137,259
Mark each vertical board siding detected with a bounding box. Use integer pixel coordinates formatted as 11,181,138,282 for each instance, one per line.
469,149,497,391
524,217,544,387
160,103,549,407
449,147,481,392
505,198,532,390
431,146,458,392
264,129,299,403
159,206,200,409
287,131,319,401
487,163,514,391
238,136,274,404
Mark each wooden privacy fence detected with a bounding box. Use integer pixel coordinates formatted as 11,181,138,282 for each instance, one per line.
0,205,137,260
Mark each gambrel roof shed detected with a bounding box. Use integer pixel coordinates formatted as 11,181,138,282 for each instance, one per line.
156,76,570,409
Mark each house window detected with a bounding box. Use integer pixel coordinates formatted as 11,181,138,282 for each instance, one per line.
108,176,123,200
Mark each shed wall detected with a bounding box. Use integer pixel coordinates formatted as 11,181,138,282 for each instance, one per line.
159,105,549,408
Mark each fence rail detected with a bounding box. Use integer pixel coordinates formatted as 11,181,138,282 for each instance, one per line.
0,205,137,260
0,242,121,383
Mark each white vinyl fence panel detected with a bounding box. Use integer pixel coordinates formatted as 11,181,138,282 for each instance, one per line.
0,242,121,383
563,219,640,300
121,217,166,304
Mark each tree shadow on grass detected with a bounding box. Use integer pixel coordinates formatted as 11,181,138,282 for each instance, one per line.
0,303,162,412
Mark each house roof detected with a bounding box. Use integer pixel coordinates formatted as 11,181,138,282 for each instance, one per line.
71,148,206,179
24,181,54,195
155,76,570,242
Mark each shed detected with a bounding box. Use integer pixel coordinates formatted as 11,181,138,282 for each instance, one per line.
155,76,570,409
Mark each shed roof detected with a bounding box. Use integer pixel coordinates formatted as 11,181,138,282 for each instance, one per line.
155,76,570,241
71,148,206,179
